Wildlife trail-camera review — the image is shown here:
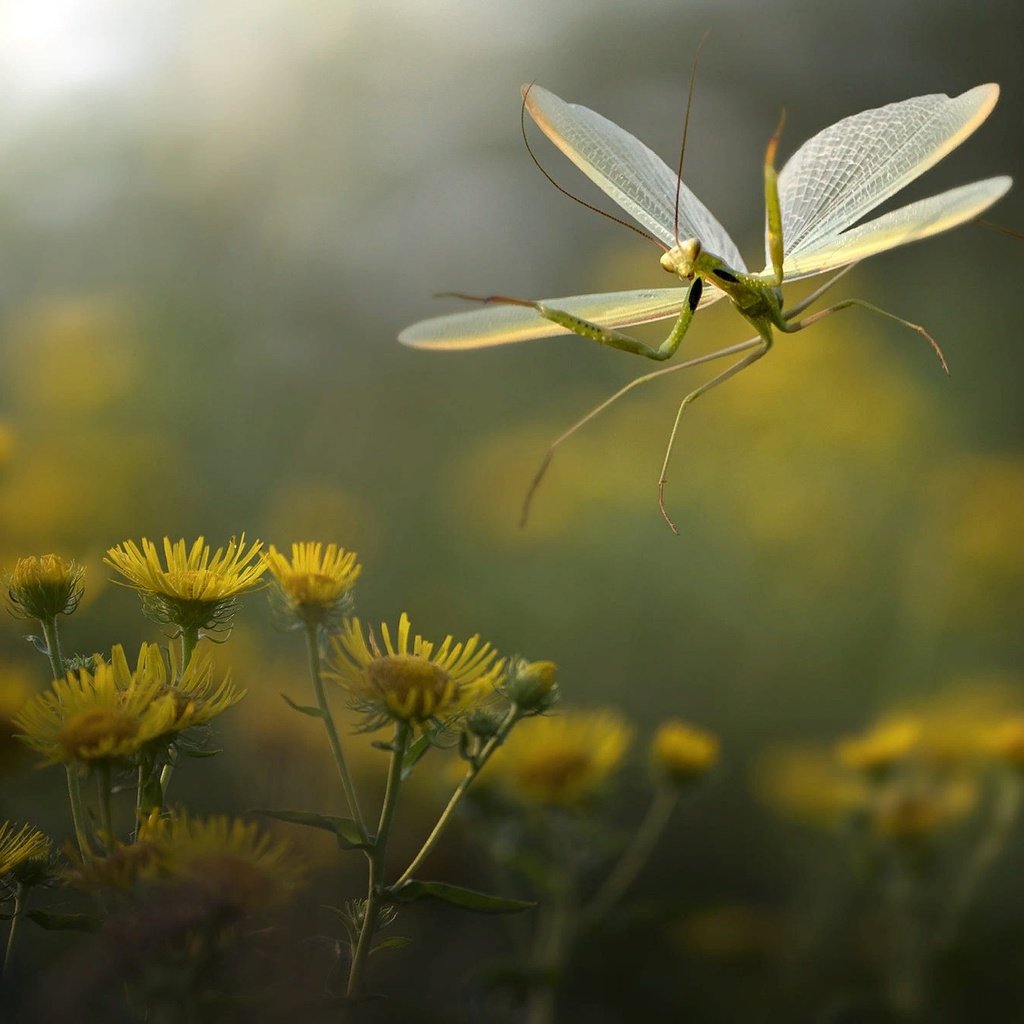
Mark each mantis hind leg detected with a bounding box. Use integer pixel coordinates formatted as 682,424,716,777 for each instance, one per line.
780,297,948,374
658,335,772,534
520,334,764,527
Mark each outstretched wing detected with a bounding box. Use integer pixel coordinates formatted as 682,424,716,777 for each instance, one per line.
524,84,746,271
777,176,1011,278
399,287,725,350
768,84,1004,278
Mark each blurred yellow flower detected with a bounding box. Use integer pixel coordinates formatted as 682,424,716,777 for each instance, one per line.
651,719,719,783
331,613,503,727
483,708,633,808
140,813,301,909
754,746,868,827
105,535,266,631
0,421,14,469
6,553,84,621
15,658,177,766
265,541,361,628
0,821,50,877
987,718,1024,771
0,671,36,774
835,717,920,775
871,778,977,843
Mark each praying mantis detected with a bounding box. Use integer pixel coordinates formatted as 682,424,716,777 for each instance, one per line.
399,79,1011,532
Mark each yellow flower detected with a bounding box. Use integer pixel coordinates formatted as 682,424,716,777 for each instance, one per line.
483,709,633,808
15,657,177,765
871,778,976,843
105,535,266,631
651,719,719,783
6,553,84,621
987,718,1024,771
331,613,504,728
139,813,301,910
109,643,245,735
835,717,920,776
265,541,361,628
754,746,869,827
0,821,50,878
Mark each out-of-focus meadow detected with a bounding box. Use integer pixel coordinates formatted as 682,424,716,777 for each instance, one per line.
0,0,1022,1020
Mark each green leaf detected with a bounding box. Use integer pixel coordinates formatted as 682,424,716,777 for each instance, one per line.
388,880,535,914
281,693,325,718
180,747,223,759
257,809,371,850
26,910,100,932
400,733,433,780
371,936,412,954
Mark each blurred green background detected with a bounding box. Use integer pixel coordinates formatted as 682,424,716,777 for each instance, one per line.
0,0,1022,1020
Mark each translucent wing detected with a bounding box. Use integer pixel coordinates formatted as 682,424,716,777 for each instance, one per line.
524,85,747,271
776,176,1011,279
774,84,1000,264
399,286,726,351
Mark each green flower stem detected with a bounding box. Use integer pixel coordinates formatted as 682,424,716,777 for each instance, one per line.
939,770,1022,947
347,721,409,1001
393,705,521,889
582,784,679,927
1,882,25,981
179,625,200,677
65,766,93,858
304,623,366,841
526,854,577,1024
97,763,115,852
40,615,92,857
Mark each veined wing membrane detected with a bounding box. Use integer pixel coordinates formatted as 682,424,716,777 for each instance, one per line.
774,176,1012,280
399,286,726,350
775,84,1000,261
524,85,746,271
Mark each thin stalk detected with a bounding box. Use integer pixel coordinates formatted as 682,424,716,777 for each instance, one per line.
393,705,520,887
938,770,1022,947
157,747,176,808
347,721,409,1000
179,625,200,677
526,840,578,1024
583,784,678,927
40,616,91,857
1,882,25,981
304,623,366,841
96,763,115,852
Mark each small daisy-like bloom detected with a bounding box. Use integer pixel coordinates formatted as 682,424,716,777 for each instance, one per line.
6,554,84,621
265,541,361,629
15,658,177,766
835,717,920,776
0,821,51,881
331,612,504,728
105,535,265,632
139,813,301,910
109,643,245,735
484,708,633,808
651,719,719,784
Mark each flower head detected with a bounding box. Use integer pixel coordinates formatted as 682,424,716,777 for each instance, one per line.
331,613,504,728
110,643,245,736
835,717,920,776
140,813,301,910
483,708,633,808
15,656,177,766
651,719,719,784
7,554,84,621
0,821,51,882
105,535,265,632
265,542,361,629
504,658,559,713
